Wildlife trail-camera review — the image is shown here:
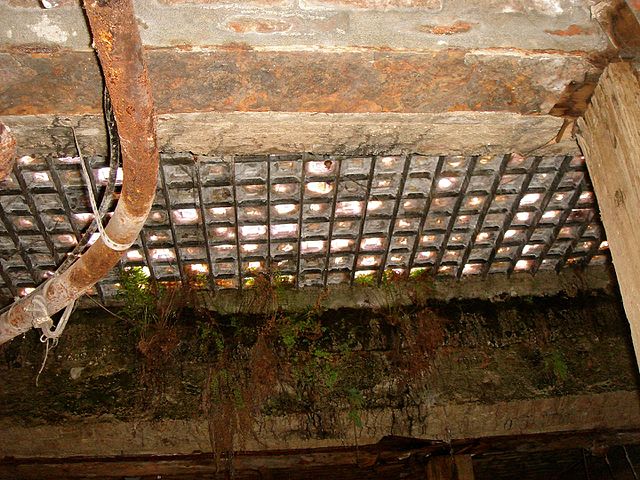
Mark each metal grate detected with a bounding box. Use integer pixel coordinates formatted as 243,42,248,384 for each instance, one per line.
0,152,611,305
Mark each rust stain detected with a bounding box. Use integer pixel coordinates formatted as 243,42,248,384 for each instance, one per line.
597,0,640,58
419,21,475,35
1,47,602,116
545,24,596,36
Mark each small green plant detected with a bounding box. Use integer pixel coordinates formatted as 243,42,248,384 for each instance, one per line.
347,387,364,428
354,272,376,286
545,350,569,382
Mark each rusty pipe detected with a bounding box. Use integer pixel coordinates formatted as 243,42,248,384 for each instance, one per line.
0,0,158,344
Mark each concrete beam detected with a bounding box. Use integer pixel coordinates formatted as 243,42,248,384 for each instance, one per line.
0,110,580,157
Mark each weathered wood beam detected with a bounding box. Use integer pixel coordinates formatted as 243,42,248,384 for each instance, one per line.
426,455,474,480
577,61,640,368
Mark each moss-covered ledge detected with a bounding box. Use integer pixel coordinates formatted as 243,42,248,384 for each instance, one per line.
1,288,638,457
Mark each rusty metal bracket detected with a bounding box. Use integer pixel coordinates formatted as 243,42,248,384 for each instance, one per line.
0,0,159,344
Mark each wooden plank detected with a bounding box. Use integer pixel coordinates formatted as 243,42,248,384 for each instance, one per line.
426,455,474,480
577,61,640,369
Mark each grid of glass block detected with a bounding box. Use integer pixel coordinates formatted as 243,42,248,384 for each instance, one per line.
0,152,610,305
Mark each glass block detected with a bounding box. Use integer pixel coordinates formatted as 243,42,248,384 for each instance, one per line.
173,208,200,225
567,208,592,223
211,243,236,259
357,254,382,268
377,156,405,173
503,228,526,244
216,277,239,289
271,223,298,240
507,154,535,170
519,193,543,209
163,164,194,186
146,229,172,245
331,238,355,252
398,198,426,216
489,261,511,274
66,190,91,212
206,206,235,224
0,195,28,213
423,214,449,231
180,246,206,260
239,224,267,241
236,184,267,203
467,175,494,192
274,258,296,272
589,254,608,266
33,194,62,212
454,214,478,230
242,259,266,273
387,251,410,266
207,226,236,243
483,212,507,229
363,218,390,235
12,216,38,232
301,256,325,271
442,249,463,264
583,223,602,238
333,220,359,236
431,196,457,214
303,222,329,238
498,174,526,193
420,233,444,249
238,205,267,223
442,156,470,173
42,213,73,231
301,240,326,254
300,272,323,287
577,191,595,207
327,271,350,285
521,243,543,257
512,211,534,227
475,155,504,172
337,179,366,199
437,265,457,276
235,161,267,182
271,182,300,202
435,176,462,194
341,157,372,176
474,230,498,246
530,227,553,244
572,240,595,254
271,242,297,257
403,176,432,196
448,231,472,247
199,161,231,184
171,188,198,206
336,200,364,217
390,235,415,251
271,203,299,220
514,259,534,271
462,263,483,275
538,155,565,169
330,254,354,269
201,186,233,204
409,155,438,174
548,241,570,256
367,199,394,216
306,159,337,176
495,245,518,259
469,247,492,261
154,264,179,279
211,260,236,276
272,160,302,180
530,172,556,190
304,202,332,220
490,194,517,212
360,237,386,252
0,235,16,252
548,191,573,209
22,170,54,189
394,217,420,232
540,210,562,225
559,171,584,190
415,250,436,264
371,173,401,196
176,226,203,243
